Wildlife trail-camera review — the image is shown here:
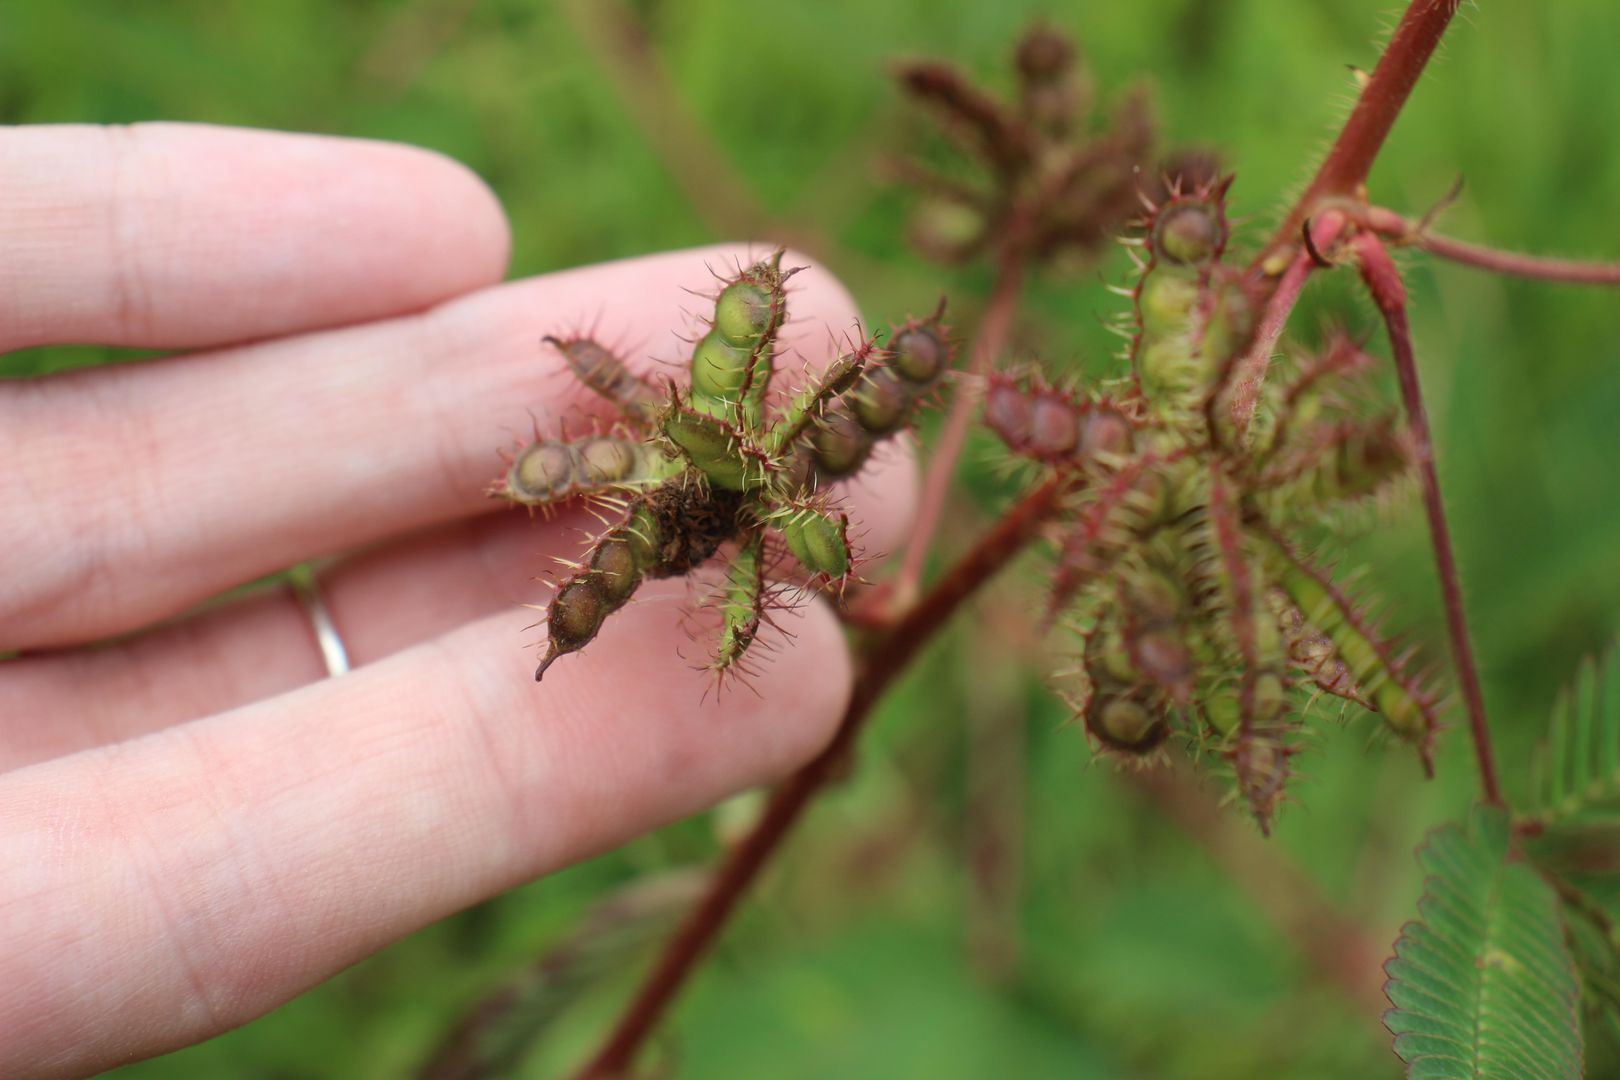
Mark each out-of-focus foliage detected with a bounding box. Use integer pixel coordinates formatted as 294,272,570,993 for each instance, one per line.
5,1,1619,1076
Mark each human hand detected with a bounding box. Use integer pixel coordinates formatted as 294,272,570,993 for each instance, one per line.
0,124,916,1078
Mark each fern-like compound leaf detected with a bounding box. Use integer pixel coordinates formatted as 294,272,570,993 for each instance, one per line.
1533,640,1620,827
1385,804,1582,1079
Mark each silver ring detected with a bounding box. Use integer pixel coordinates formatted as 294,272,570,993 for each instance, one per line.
289,571,351,678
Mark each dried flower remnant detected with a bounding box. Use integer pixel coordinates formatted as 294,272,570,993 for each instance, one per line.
893,22,1155,267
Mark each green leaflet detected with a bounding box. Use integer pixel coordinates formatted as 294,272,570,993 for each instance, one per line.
1385,804,1582,1080
1531,640,1620,827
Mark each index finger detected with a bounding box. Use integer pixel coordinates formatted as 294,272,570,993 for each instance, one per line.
0,123,510,352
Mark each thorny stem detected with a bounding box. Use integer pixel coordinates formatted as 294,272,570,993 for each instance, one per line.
1344,204,1620,286
1353,233,1503,807
1221,213,1346,435
573,476,1066,1079
1411,232,1620,286
892,255,1026,609
1254,0,1462,274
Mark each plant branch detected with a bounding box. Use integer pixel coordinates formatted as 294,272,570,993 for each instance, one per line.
572,475,1066,1078
1254,0,1463,274
1339,204,1620,285
892,255,1026,609
1353,232,1502,806
1220,212,1346,435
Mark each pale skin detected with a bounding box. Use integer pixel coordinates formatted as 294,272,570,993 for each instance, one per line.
0,123,917,1078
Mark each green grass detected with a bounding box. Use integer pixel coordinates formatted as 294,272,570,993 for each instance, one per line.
6,1,1620,1076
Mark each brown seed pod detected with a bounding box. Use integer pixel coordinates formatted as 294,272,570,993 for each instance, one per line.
892,323,950,387
544,335,660,420
851,365,913,435
808,405,872,479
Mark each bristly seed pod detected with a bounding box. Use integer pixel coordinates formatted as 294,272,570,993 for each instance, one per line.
852,365,912,435
714,280,778,348
1150,199,1225,267
544,336,661,421
775,505,851,579
808,405,871,479
1088,691,1171,754
506,441,579,504
690,330,753,402
892,322,949,388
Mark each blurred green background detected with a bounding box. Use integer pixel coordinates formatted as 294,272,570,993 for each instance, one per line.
5,1,1620,1076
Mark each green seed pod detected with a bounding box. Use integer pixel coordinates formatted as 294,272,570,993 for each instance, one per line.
777,506,850,579
507,441,581,504
1086,691,1170,754
690,329,752,402
1152,201,1224,266
1202,689,1240,736
1137,272,1199,336
712,532,765,673
808,406,872,479
577,436,641,485
1137,335,1199,399
714,281,777,348
663,408,754,491
623,504,663,570
892,324,949,387
851,365,912,435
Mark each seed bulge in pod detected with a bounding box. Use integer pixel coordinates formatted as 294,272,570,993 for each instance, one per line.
1086,692,1170,753
509,441,580,502
1028,391,1079,459
781,508,850,578
1079,407,1133,458
589,535,641,603
892,326,948,387
1137,272,1199,335
690,329,752,400
549,579,608,650
852,365,912,435
714,281,776,347
623,505,663,570
578,437,639,484
984,380,1034,449
664,410,751,490
809,406,871,479
1152,202,1223,266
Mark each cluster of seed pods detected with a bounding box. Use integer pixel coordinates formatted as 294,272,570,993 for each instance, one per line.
985,179,1437,832
492,253,953,682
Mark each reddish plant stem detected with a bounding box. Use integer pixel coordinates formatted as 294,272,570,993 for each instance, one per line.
1337,202,1620,286
1254,0,1462,273
1352,233,1503,807
1221,213,1345,435
892,256,1025,609
574,475,1066,1079
1411,233,1620,286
